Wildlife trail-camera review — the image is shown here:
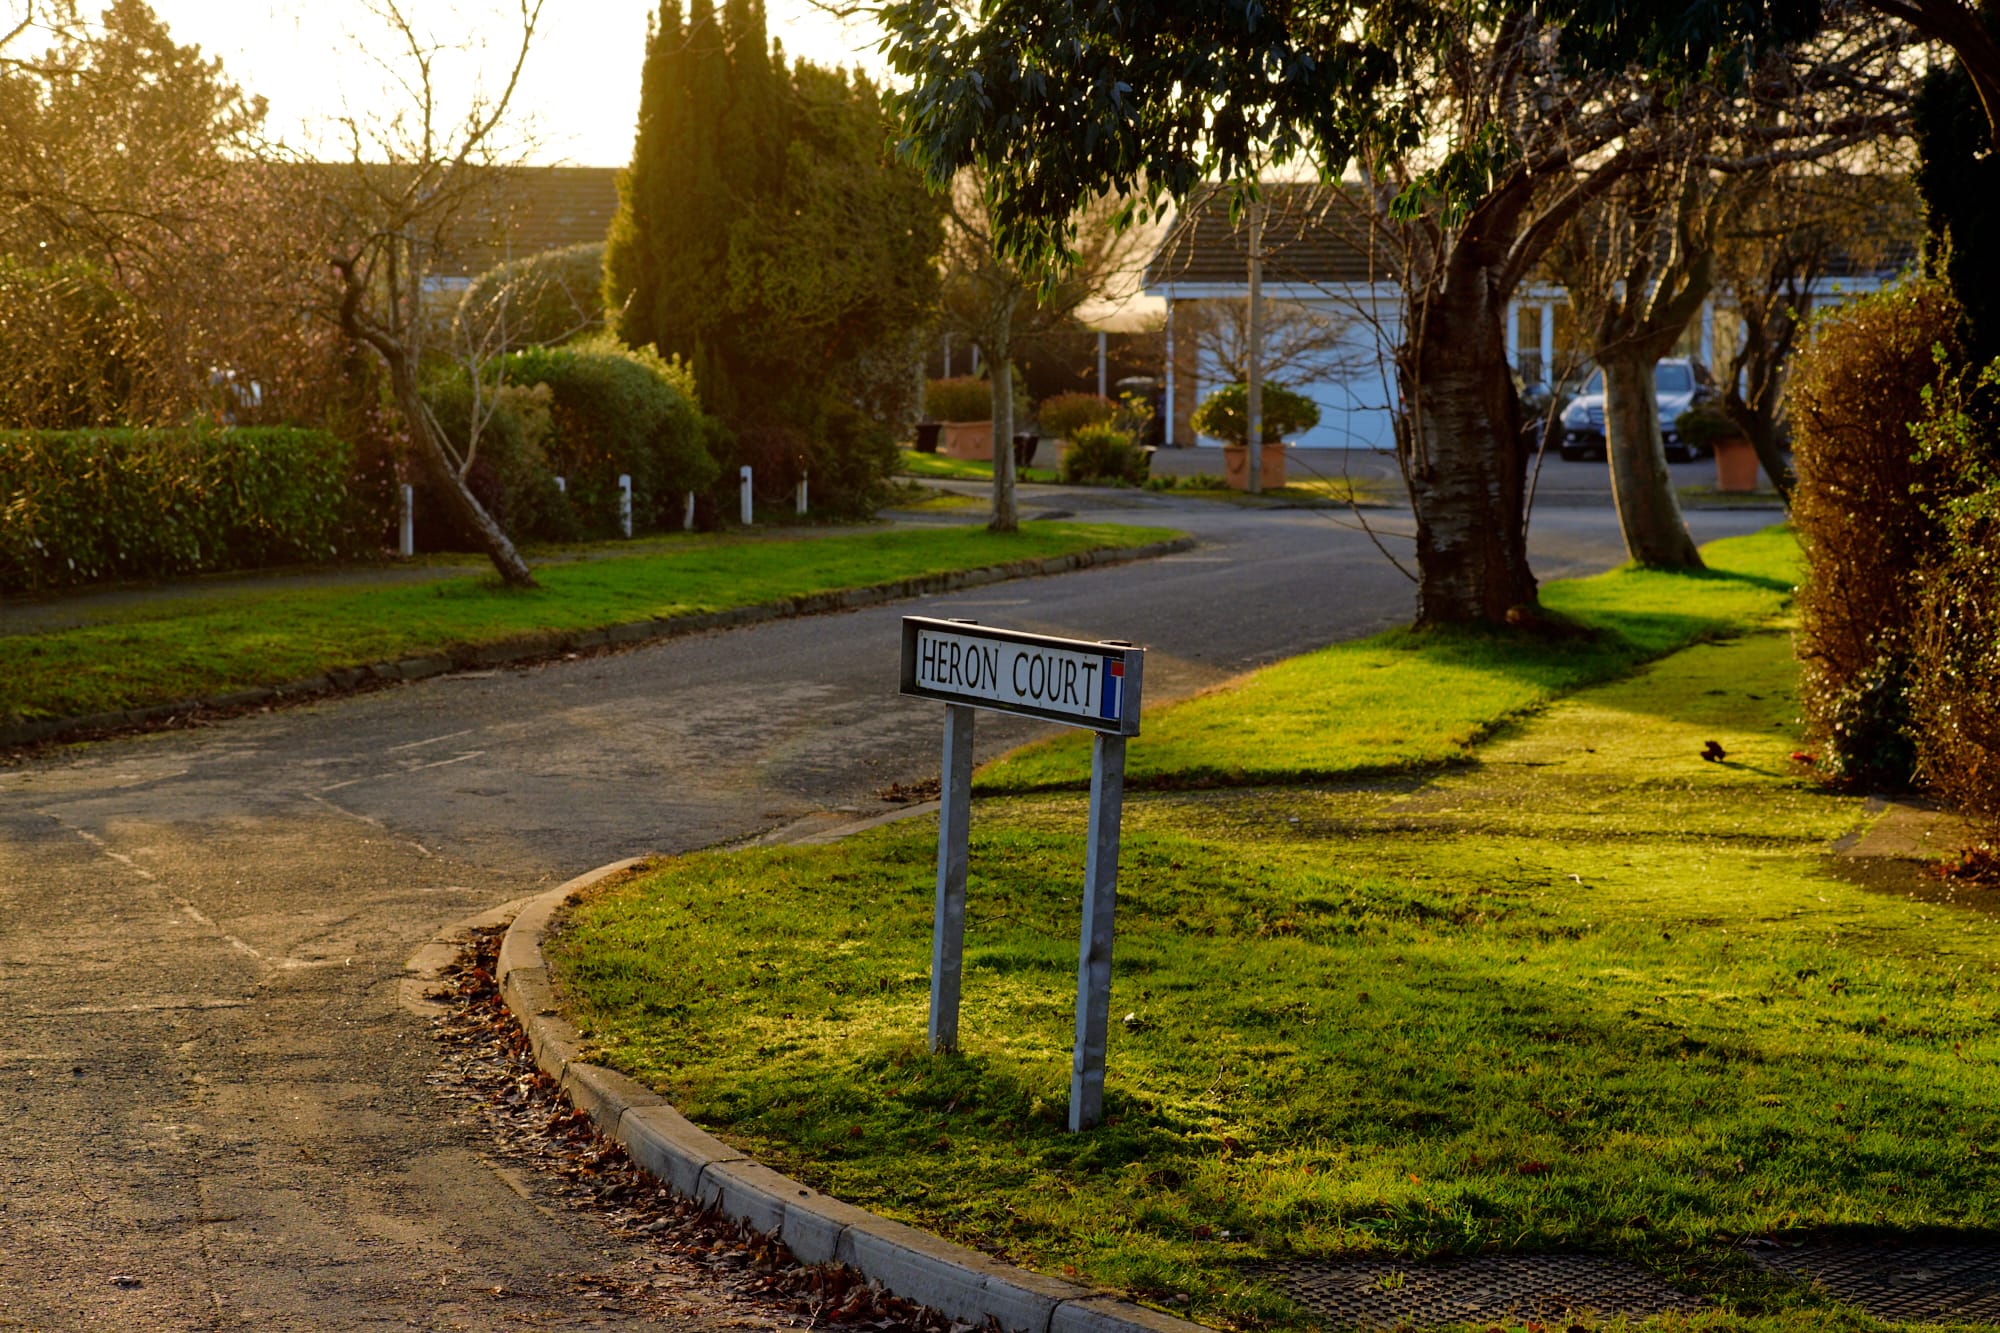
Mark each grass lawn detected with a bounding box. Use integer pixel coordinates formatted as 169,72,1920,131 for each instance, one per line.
980,526,1800,794
1148,475,1389,507
897,449,1060,484
0,521,1177,723
550,525,2000,1328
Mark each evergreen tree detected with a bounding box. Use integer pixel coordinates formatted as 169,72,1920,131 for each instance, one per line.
605,0,942,497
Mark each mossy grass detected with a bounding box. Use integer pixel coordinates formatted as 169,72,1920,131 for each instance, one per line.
978,526,1802,793
1147,475,1389,507
0,521,1176,723
893,448,1072,486
552,591,2000,1329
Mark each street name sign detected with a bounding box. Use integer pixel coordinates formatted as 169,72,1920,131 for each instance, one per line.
898,616,1144,1132
899,618,1142,735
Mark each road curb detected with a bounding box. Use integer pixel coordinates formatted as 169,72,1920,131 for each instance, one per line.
0,536,1197,751
494,856,1205,1333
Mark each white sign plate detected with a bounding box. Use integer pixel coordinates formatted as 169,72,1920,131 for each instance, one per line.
900,618,1142,736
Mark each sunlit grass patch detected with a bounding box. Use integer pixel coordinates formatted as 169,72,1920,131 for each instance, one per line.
550,531,2000,1327
978,527,1801,793
0,521,1177,722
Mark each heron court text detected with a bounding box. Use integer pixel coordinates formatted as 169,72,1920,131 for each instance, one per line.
905,623,1132,731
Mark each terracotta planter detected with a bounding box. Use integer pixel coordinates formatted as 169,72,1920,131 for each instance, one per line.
938,420,992,461
1713,437,1760,493
1223,442,1288,491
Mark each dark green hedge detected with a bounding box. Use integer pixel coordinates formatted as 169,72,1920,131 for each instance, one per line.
0,427,358,592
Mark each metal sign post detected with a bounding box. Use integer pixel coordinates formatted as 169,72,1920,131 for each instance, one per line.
899,617,1143,1132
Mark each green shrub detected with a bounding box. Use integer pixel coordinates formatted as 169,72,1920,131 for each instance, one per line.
1674,402,1742,451
1037,392,1115,439
1190,381,1321,445
500,343,723,539
725,396,901,521
0,427,359,592
457,243,606,353
418,378,579,546
1908,358,2000,838
1059,423,1148,485
924,376,991,421
1787,280,1961,774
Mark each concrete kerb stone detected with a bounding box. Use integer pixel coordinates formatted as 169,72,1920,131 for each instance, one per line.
495,836,1205,1333
0,537,1196,752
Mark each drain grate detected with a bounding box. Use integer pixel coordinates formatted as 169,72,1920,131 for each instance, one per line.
1258,1254,1706,1328
1748,1239,2000,1322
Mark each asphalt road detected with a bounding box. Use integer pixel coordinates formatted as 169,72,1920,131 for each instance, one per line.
0,490,1777,1329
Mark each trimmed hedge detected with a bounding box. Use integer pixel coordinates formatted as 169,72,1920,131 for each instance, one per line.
0,427,357,592
1786,279,1960,785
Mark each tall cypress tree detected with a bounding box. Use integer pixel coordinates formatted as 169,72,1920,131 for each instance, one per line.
607,0,942,492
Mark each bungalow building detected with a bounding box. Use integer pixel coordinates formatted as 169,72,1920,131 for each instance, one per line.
1143,183,1905,450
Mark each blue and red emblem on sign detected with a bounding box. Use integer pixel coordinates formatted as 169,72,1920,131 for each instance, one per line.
1099,656,1124,722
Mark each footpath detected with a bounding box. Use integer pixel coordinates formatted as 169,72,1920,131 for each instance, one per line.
494,525,2000,1332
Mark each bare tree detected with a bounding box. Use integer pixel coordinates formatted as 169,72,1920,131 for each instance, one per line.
1548,12,1917,566
1712,169,1922,502
1191,296,1362,391
323,0,545,588
938,170,1147,531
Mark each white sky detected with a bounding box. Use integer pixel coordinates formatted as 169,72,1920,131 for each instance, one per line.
140,1,891,166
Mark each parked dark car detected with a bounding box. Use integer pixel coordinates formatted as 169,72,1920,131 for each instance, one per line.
1556,359,1718,463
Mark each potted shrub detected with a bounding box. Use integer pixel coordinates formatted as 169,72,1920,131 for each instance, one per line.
1676,402,1759,493
1039,392,1116,440
923,376,992,459
1190,381,1321,490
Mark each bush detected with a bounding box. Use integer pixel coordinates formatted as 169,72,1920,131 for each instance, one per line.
1037,392,1116,439
726,396,900,521
1907,358,2000,837
1787,279,1961,774
1059,423,1148,485
501,342,723,539
417,378,579,547
924,376,991,422
1674,402,1742,451
457,243,606,354
0,427,359,592
1190,381,1321,445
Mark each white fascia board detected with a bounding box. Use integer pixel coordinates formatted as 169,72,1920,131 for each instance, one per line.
1144,280,1403,304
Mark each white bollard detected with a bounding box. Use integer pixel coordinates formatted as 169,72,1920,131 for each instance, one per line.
683,490,696,531
554,475,566,494
618,473,633,538
796,473,808,515
739,465,753,526
398,483,414,558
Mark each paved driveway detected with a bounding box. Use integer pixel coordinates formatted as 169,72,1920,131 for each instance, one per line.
0,493,1777,1328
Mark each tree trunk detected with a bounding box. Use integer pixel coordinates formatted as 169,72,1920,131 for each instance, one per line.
1743,414,1793,505
1397,282,1538,625
989,354,1018,533
1600,354,1702,569
387,357,539,588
